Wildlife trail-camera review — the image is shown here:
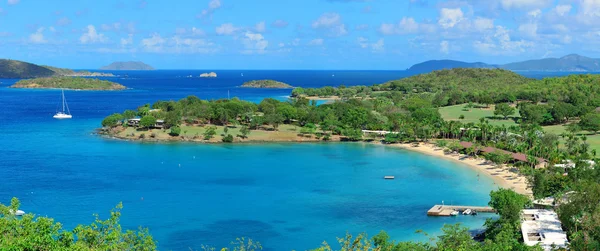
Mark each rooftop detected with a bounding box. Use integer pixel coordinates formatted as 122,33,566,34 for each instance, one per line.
521,209,568,250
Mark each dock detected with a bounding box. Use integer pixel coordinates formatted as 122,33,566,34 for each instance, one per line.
427,205,496,216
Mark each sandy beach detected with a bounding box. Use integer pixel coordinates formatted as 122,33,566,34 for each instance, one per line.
384,142,532,197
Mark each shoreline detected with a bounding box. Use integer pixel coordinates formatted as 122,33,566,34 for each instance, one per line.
383,142,532,196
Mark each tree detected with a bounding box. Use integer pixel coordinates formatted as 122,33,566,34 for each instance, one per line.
170,126,181,136
139,115,157,130
342,128,363,141
122,109,137,119
579,113,600,134
101,113,124,128
0,197,156,250
222,134,234,143
203,126,217,140
239,126,250,139
436,224,480,251
494,103,515,119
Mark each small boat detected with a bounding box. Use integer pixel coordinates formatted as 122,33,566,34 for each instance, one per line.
450,210,459,216
53,89,72,119
462,209,472,215
9,209,25,216
384,176,395,179
471,210,478,216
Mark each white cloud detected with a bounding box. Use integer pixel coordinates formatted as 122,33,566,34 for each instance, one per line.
242,31,268,54
312,13,347,37
141,33,166,52
308,38,324,46
440,40,450,54
355,24,369,31
518,23,537,38
474,25,534,55
379,17,431,35
399,17,419,33
358,37,384,52
79,25,107,44
198,0,221,19
137,33,216,54
473,17,494,31
121,34,133,46
56,17,71,26
576,0,600,25
438,8,464,29
29,27,46,44
215,23,239,35
176,27,205,36
554,4,571,16
7,0,19,5
255,21,266,32
278,42,285,47
272,20,288,28
500,0,552,10
527,9,542,18
372,39,384,52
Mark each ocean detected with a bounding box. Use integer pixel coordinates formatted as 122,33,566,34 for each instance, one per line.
0,70,566,250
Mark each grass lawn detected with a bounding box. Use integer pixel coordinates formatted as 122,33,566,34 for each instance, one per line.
439,104,600,154
541,124,600,154
439,104,520,127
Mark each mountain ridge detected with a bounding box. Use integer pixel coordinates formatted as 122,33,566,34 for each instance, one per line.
408,54,600,73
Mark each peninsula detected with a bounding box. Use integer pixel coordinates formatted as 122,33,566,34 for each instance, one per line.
100,61,154,71
200,72,217,78
11,77,126,90
0,59,113,78
241,79,292,88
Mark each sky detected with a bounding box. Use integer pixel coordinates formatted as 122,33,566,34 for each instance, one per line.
1,0,599,69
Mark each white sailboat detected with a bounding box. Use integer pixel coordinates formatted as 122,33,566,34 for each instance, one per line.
53,89,72,119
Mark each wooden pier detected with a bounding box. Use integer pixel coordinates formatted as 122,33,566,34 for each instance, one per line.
427,205,496,216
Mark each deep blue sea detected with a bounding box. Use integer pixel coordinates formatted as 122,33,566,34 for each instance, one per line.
0,70,573,250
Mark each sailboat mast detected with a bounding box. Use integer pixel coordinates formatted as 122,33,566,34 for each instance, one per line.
62,89,65,112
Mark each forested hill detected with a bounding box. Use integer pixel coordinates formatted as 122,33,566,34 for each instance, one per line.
380,68,531,93
0,59,55,78
407,60,495,74
292,68,534,104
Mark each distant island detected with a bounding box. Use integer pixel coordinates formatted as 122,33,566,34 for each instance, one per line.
407,54,600,72
200,72,217,78
11,77,126,90
100,61,154,71
241,79,292,88
0,59,113,78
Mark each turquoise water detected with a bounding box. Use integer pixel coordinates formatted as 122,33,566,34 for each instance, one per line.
0,71,501,250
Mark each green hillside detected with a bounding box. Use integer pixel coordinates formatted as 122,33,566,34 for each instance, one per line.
0,59,55,78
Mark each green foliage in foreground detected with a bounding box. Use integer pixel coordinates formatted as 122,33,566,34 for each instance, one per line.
0,198,156,250
11,77,125,90
3,189,543,251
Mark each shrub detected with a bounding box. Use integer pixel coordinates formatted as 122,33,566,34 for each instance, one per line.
101,113,124,128
169,126,181,136
222,134,234,143
139,133,146,139
459,114,465,119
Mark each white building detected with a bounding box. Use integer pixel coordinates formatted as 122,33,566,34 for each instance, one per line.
521,209,568,250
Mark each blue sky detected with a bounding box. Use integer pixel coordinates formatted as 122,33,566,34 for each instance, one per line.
1,0,598,69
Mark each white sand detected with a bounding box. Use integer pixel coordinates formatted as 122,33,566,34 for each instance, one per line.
383,142,532,197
